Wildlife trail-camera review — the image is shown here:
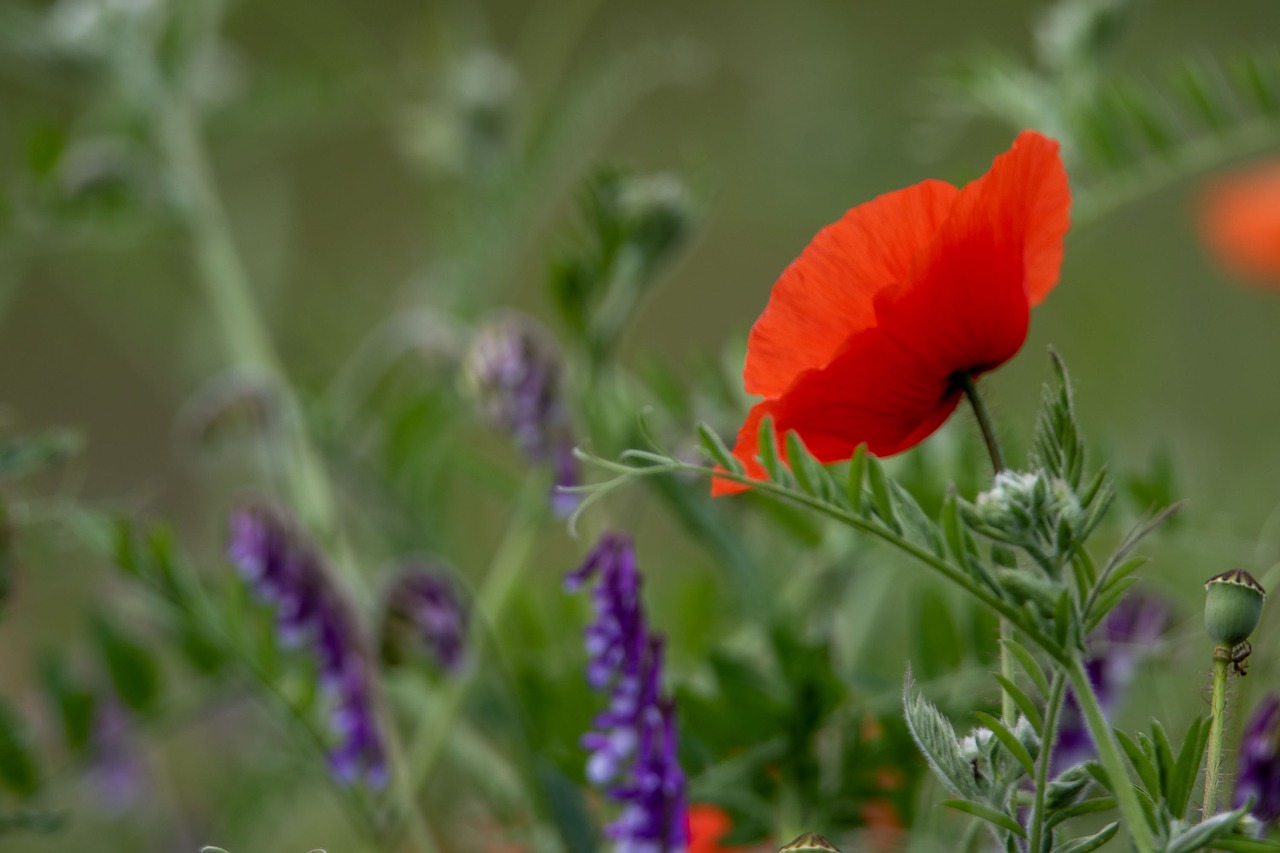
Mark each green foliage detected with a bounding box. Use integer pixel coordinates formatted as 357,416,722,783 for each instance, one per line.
0,700,38,798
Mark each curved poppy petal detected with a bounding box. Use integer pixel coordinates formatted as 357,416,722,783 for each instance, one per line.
713,324,965,496
931,129,1070,308
744,179,960,397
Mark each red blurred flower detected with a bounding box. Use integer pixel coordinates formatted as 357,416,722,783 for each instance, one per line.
713,130,1070,495
688,803,744,853
1199,159,1280,286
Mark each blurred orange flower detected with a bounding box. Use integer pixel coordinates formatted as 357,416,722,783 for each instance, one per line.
1200,159,1280,286
688,803,745,853
713,130,1070,496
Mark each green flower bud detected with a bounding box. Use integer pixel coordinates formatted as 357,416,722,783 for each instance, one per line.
1204,569,1266,646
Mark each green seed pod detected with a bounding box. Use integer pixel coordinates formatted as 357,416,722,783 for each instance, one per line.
1204,569,1266,646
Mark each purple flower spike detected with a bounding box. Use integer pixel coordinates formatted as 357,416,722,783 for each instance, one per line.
1053,594,1170,772
567,533,687,853
464,312,581,517
1236,694,1280,824
381,566,469,672
227,504,386,787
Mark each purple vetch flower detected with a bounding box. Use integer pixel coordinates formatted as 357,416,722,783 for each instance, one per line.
1235,694,1280,824
565,533,687,853
380,566,468,672
1053,594,1170,772
227,504,387,787
463,312,581,516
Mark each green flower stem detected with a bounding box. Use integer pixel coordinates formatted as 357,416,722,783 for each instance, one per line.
1203,645,1231,818
1028,672,1067,853
1066,655,1156,853
955,373,1006,475
405,479,543,798
155,96,344,557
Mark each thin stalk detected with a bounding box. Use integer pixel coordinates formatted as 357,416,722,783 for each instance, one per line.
1203,645,1231,817
955,372,1006,476
1028,673,1068,853
1066,656,1156,853
153,91,358,596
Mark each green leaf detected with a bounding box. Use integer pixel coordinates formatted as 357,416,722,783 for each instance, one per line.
1003,639,1051,698
972,711,1036,778
847,445,868,514
697,423,742,475
1045,797,1117,829
39,655,95,754
1150,720,1176,803
1054,821,1118,853
785,431,834,502
94,615,161,713
0,700,38,797
903,670,982,800
865,455,899,533
1116,729,1158,796
992,674,1042,731
1171,716,1209,821
940,800,1027,839
1165,803,1252,853
757,417,788,484
1216,837,1280,853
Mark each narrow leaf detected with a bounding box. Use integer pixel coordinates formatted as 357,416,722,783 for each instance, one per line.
973,711,1037,778
757,417,788,484
940,800,1027,839
847,445,867,514
992,674,1043,730
1054,821,1118,853
1003,639,1051,698
697,423,742,475
1045,797,1117,829
865,455,899,533
1116,729,1158,796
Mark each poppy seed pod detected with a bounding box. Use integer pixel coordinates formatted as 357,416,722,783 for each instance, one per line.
1204,569,1266,647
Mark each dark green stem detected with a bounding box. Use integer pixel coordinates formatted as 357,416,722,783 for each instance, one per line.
956,372,1006,475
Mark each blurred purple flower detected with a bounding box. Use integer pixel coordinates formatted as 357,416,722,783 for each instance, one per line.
227,504,386,787
464,312,581,516
566,532,687,853
1053,594,1169,772
381,566,468,672
83,700,147,814
1235,694,1280,824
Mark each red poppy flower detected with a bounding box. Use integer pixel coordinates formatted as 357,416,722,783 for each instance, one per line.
687,803,743,853
1199,159,1280,286
713,130,1070,496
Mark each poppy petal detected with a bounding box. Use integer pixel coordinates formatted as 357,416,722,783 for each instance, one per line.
743,179,960,398
936,129,1071,308
1200,160,1280,284
714,324,964,495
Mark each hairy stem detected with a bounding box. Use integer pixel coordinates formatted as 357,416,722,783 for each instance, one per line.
1203,645,1231,818
956,372,1006,476
1028,673,1068,853
1066,656,1156,853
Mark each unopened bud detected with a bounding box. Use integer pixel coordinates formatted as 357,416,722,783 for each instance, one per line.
1204,569,1266,646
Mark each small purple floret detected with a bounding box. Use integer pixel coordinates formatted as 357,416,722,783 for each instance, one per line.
567,532,687,853
227,504,386,787
464,313,581,516
383,567,468,673
1235,694,1280,823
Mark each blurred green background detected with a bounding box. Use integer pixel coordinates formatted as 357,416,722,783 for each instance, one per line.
3,0,1280,849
